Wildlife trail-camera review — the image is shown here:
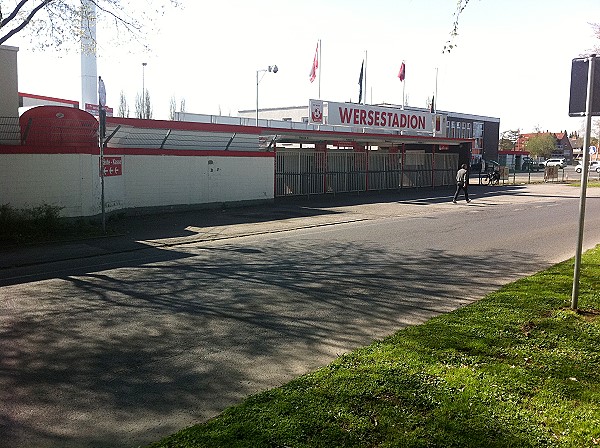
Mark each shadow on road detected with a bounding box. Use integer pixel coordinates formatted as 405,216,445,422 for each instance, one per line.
0,235,554,448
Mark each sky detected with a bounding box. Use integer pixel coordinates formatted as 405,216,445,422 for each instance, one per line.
6,0,600,134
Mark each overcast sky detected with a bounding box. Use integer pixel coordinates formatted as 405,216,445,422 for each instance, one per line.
7,0,600,133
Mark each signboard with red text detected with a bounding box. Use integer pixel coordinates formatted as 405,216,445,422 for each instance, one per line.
327,102,435,133
100,157,122,177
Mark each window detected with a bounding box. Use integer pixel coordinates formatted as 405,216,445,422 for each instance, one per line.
473,121,484,139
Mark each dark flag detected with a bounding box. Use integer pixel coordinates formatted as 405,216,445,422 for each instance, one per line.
430,95,435,113
358,61,364,103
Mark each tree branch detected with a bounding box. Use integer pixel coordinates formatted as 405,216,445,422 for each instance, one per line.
443,0,471,54
1,0,34,29
0,0,53,45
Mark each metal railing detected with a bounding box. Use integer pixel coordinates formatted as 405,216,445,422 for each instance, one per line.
275,151,459,197
0,117,20,145
104,124,263,151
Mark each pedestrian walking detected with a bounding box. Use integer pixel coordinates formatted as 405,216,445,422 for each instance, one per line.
452,163,471,203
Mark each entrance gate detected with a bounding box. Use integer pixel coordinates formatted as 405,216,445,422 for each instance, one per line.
275,150,458,197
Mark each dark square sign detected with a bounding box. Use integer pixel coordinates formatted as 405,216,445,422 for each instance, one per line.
569,56,600,116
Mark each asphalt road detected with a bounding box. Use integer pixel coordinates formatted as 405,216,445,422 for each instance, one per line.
2,184,600,448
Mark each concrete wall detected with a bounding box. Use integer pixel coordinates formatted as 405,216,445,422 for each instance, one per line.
0,147,275,218
0,45,19,118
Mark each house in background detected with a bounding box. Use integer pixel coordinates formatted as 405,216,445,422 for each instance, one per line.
513,132,574,165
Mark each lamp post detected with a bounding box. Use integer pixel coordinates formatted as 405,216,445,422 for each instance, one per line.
142,62,147,119
256,65,278,126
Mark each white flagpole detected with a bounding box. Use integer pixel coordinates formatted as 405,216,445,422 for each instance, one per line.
318,39,322,99
401,60,406,108
435,67,438,112
364,50,368,104
402,80,405,108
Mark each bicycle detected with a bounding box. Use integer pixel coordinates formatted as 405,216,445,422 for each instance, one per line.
485,170,500,186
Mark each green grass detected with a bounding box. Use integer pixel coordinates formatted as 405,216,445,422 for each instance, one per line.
147,250,600,448
0,203,112,245
568,181,600,188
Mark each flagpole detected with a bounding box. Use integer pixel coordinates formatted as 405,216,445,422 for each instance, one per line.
401,60,406,109
434,67,438,113
402,80,405,109
318,39,322,99
364,50,368,104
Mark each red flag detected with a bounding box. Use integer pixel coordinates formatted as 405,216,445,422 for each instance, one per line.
309,42,319,83
398,61,405,81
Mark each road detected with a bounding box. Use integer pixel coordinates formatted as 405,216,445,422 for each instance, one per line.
1,184,600,448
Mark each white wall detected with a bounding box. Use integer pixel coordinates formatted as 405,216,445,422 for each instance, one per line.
0,151,274,218
0,153,99,216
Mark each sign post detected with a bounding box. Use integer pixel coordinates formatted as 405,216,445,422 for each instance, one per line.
98,76,107,233
569,55,599,310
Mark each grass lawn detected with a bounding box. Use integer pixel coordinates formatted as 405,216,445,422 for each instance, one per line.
146,247,600,448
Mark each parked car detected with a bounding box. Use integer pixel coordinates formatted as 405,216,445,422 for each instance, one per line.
521,157,541,171
575,160,600,173
544,158,567,169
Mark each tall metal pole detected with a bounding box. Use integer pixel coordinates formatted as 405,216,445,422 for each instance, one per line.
256,70,259,126
434,67,438,113
142,62,147,118
318,39,322,100
571,55,597,310
364,50,367,105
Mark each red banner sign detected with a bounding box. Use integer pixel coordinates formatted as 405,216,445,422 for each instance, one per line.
100,157,123,177
85,103,114,117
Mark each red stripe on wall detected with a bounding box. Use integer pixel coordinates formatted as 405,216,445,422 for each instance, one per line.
0,145,98,155
19,92,79,107
106,148,275,158
0,145,274,158
107,117,262,135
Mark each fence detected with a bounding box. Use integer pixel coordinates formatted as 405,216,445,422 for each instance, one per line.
0,117,20,145
275,150,459,197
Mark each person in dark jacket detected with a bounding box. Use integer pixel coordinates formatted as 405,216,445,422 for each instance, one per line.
452,163,471,203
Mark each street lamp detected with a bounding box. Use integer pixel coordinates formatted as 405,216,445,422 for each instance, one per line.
256,65,278,126
142,62,147,119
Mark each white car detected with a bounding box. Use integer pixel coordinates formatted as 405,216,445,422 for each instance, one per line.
544,158,567,169
575,161,600,173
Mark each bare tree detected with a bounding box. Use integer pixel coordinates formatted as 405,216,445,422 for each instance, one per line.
443,0,471,53
135,89,152,119
444,4,600,55
169,95,176,120
590,22,600,54
118,90,129,118
169,95,186,120
0,0,180,48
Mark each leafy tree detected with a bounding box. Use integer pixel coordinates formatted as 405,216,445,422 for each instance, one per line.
0,0,180,48
525,133,556,159
499,130,519,151
118,90,129,118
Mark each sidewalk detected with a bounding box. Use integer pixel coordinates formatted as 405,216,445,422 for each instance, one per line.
0,182,583,271
0,188,459,270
